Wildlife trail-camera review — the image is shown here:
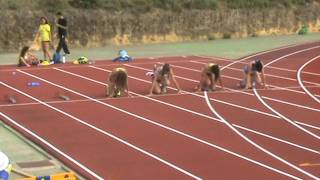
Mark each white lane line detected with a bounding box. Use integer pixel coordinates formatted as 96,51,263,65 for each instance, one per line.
123,62,320,129
54,68,223,122
0,88,104,180
265,46,320,67
204,91,316,180
233,124,320,154
191,58,320,77
295,121,320,131
57,66,320,155
11,71,300,179
190,60,320,97
248,46,320,139
122,64,280,118
124,62,320,132
180,61,320,112
2,77,202,180
253,88,320,140
297,55,320,104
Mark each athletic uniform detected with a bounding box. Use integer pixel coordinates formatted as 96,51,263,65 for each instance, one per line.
240,64,258,88
207,63,220,82
152,66,169,93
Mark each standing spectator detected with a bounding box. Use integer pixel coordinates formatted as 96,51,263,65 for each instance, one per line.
55,12,70,62
35,17,52,62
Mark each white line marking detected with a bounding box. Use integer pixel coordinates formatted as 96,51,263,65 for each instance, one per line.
122,64,281,118
204,91,315,180
253,88,320,140
191,58,320,77
0,110,103,180
265,46,320,67
124,63,320,123
13,69,305,179
12,71,202,179
124,63,320,138
247,45,320,140
190,60,320,97
233,124,320,154
297,55,320,104
57,67,320,155
295,121,320,131
186,61,320,111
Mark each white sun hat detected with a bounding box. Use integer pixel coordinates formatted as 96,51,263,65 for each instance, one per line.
0,151,9,171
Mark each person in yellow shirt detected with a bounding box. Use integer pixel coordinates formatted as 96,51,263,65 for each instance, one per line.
106,68,131,98
35,17,52,61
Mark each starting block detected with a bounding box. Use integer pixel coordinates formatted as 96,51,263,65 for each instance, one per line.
58,94,70,101
6,95,16,104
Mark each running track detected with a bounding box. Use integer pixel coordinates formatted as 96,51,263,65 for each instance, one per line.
0,41,319,179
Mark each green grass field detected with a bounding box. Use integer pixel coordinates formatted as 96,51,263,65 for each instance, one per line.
1,33,320,65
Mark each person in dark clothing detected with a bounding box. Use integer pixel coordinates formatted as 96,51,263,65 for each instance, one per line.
55,12,70,59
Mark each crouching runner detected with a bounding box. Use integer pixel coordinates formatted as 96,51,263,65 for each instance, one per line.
196,63,223,91
106,67,131,98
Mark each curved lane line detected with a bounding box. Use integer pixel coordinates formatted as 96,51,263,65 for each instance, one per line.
56,67,320,155
202,44,320,179
11,69,304,179
123,63,320,133
204,91,317,180
297,55,320,104
0,80,201,180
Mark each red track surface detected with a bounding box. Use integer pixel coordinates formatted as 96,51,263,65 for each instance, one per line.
0,41,320,179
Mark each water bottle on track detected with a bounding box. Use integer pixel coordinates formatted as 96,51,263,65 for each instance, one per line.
27,82,40,87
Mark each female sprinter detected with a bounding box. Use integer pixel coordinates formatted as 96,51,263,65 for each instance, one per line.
196,63,223,91
241,59,266,89
106,67,131,98
149,63,181,95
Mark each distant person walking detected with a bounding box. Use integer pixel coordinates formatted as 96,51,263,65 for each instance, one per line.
55,12,70,59
35,16,52,61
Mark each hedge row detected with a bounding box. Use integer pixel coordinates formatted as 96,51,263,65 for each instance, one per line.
0,0,314,12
